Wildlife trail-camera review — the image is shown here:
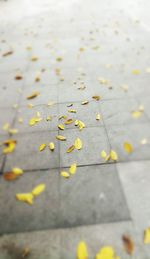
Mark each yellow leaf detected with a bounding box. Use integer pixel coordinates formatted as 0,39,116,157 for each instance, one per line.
67,145,75,153
96,246,114,259
12,167,23,175
68,109,77,113
32,184,45,197
56,135,66,141
78,120,85,130
27,91,40,100
64,119,74,125
123,142,133,153
49,142,55,151
110,150,118,161
3,123,10,131
46,116,52,121
131,111,142,118
58,124,65,130
29,117,42,126
101,150,107,159
69,163,77,175
9,128,18,134
96,113,101,120
132,69,140,75
77,241,88,259
81,100,89,105
16,193,34,205
75,120,79,126
3,140,16,154
27,103,34,108
60,171,70,178
39,143,46,151
31,56,38,61
74,138,82,150
59,115,67,120
144,228,150,244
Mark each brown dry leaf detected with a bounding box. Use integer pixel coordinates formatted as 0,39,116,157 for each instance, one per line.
56,135,66,141
22,247,30,258
35,76,41,82
92,95,101,101
122,235,134,255
58,124,65,130
67,145,75,153
123,142,133,153
81,100,89,105
74,138,82,150
49,142,55,151
3,172,18,181
64,119,74,125
39,143,46,151
27,91,40,100
144,227,150,244
60,171,70,178
16,193,34,205
69,163,77,175
2,51,13,57
15,75,23,80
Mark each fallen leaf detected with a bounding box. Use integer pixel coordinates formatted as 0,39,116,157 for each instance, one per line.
131,111,142,118
29,117,42,126
64,119,73,125
67,103,73,107
56,57,63,62
132,69,140,75
3,139,16,154
96,246,119,259
46,116,52,121
123,142,133,153
27,92,40,100
96,113,101,120
92,95,101,101
144,227,150,244
77,241,88,259
22,247,30,258
67,145,75,153
68,109,77,113
15,75,23,80
110,150,118,161
56,135,66,141
69,163,77,175
49,142,55,151
74,138,82,150
59,115,67,120
81,100,89,105
12,167,23,175
2,51,13,57
58,124,65,130
3,172,18,181
39,143,46,151
122,235,134,255
60,171,70,178
16,193,34,205
31,56,38,61
32,184,45,197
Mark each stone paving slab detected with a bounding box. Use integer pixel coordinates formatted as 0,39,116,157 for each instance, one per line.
0,221,148,259
0,164,130,234
4,131,59,172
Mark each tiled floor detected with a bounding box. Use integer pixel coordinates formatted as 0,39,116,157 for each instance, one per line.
0,0,150,258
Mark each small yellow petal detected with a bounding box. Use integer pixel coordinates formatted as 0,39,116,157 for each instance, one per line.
60,171,70,178
69,163,77,175
56,135,66,141
39,143,46,151
16,193,34,205
77,241,88,259
74,138,82,150
58,124,65,130
144,228,150,244
123,142,133,153
32,184,45,197
110,150,118,161
12,167,23,175
49,142,55,151
96,113,101,120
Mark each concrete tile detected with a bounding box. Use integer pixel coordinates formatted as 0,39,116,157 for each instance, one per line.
60,221,148,259
100,98,148,126
14,104,58,133
60,127,110,167
59,164,130,228
58,101,103,129
0,169,60,234
4,131,59,171
107,123,150,162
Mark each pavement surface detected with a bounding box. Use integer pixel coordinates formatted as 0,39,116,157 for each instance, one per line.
0,0,150,258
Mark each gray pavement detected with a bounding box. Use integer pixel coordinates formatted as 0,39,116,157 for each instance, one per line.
0,0,150,258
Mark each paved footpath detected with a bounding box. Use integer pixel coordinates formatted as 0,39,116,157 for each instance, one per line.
0,0,150,258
